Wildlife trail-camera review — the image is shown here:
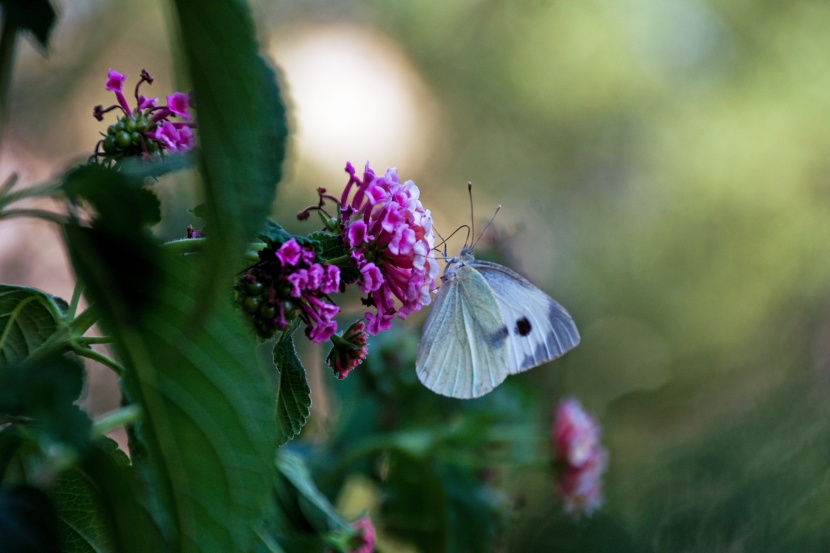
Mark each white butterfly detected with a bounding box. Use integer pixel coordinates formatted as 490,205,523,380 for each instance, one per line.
416,246,580,399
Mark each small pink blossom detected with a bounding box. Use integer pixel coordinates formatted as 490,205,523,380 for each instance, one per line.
138,95,158,110
350,516,376,553
552,398,608,517
147,121,195,153
166,92,192,119
321,264,341,294
105,69,127,92
326,321,369,380
276,238,303,266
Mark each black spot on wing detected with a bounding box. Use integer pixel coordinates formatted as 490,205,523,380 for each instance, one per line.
514,316,532,336
518,301,580,369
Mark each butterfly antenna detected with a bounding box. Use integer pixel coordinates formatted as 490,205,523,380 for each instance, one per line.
468,182,474,248
472,204,501,251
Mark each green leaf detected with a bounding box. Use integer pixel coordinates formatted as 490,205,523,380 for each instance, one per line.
0,355,91,452
0,0,57,49
171,0,288,306
274,321,311,447
307,231,359,284
49,438,166,553
63,165,162,231
65,220,277,553
0,285,68,367
275,451,349,534
0,485,61,553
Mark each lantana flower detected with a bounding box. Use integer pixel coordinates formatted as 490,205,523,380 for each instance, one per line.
326,321,369,379
91,68,196,163
338,162,440,335
236,238,341,343
552,397,608,516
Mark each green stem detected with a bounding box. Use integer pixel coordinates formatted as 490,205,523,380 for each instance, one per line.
163,237,207,255
70,305,100,336
0,12,17,144
67,282,84,319
71,344,125,376
0,173,18,197
91,405,142,435
77,336,113,345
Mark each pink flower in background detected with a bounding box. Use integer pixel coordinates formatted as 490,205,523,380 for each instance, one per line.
350,516,376,553
326,321,370,380
91,68,197,161
553,397,608,516
339,162,439,335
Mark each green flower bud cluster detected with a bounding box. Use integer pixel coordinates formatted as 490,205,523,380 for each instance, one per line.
234,272,296,340
100,115,159,157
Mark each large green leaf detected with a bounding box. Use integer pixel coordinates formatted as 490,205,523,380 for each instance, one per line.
274,322,311,447
65,196,277,553
49,438,166,553
0,285,68,367
171,0,288,306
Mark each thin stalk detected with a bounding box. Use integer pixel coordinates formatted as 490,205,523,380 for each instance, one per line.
71,344,125,376
67,282,84,319
0,208,66,225
70,305,100,336
77,336,113,345
91,405,142,435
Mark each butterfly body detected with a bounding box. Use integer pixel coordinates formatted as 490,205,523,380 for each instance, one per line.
416,246,580,399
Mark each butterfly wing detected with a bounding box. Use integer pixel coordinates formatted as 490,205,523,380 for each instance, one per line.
471,260,580,374
416,265,512,399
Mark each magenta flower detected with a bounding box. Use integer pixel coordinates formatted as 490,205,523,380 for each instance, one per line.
91,68,197,163
350,517,376,553
552,397,608,517
147,121,196,153
166,92,192,119
339,162,439,335
326,321,369,379
237,239,341,343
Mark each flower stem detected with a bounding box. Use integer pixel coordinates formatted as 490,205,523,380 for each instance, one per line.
91,405,142,435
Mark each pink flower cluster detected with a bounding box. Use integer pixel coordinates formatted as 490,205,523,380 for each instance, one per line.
275,239,341,343
552,397,608,516
339,162,439,335
93,68,195,158
350,517,376,553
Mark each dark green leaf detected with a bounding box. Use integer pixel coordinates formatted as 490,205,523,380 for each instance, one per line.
0,285,68,367
62,165,162,230
274,321,311,446
276,451,349,534
0,355,91,452
0,485,61,553
65,221,277,553
49,438,167,553
0,0,57,50
307,231,359,284
171,0,288,306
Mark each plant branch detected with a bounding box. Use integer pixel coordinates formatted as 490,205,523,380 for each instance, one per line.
91,405,142,435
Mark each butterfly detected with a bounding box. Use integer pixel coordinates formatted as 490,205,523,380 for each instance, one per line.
416,245,580,399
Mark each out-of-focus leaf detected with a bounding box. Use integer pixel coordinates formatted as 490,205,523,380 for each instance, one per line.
276,450,349,534
259,451,349,553
274,322,311,446
171,0,288,307
0,485,61,553
381,451,505,553
0,0,56,49
0,285,68,367
49,438,166,553
0,355,90,451
63,162,277,553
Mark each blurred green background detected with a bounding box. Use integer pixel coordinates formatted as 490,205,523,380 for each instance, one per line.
3,0,830,550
